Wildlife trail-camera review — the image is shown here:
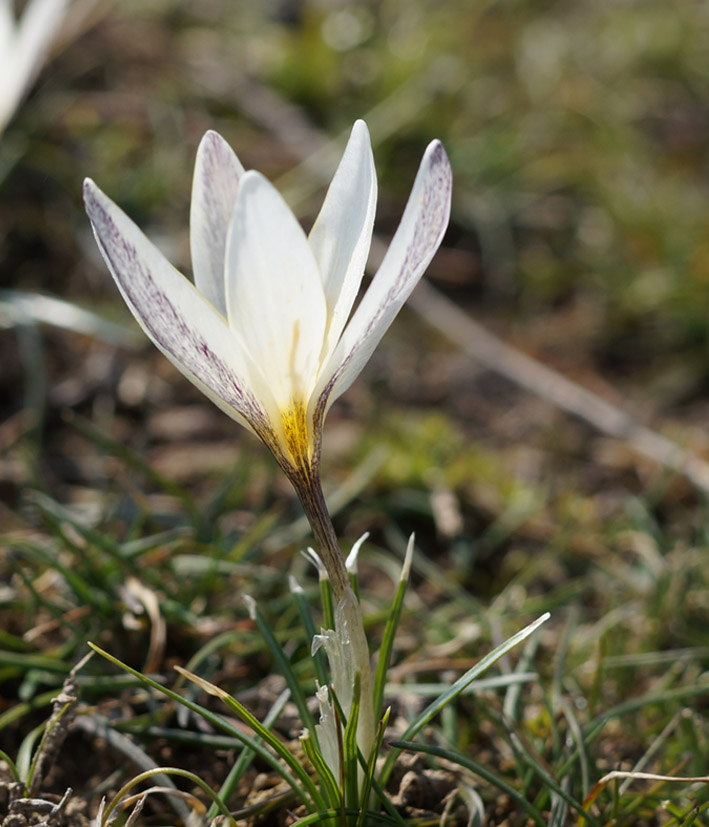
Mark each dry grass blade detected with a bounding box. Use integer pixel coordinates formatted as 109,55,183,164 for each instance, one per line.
580,770,709,827
403,278,709,496
25,652,94,796
122,576,166,676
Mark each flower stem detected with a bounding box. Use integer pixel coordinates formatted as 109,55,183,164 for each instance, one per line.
291,471,350,602
290,470,375,766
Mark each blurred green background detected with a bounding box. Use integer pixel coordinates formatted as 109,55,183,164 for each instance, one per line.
4,0,709,383
3,0,709,535
1,0,709,821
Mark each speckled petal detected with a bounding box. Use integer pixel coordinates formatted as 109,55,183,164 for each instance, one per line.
84,178,266,433
190,130,245,316
315,140,452,420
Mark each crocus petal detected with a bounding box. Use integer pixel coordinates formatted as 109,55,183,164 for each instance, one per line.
190,130,245,316
0,0,68,133
225,170,328,411
314,139,452,419
83,178,268,434
308,119,376,357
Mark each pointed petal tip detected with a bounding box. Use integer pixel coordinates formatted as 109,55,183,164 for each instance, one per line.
425,138,451,171
83,178,107,219
314,133,452,415
83,180,120,233
352,118,370,137
198,127,229,150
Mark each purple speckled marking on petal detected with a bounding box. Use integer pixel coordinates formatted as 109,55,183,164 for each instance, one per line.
191,131,244,315
84,182,268,432
313,141,452,430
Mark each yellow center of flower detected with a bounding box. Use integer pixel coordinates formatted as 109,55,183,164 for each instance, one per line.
281,398,313,472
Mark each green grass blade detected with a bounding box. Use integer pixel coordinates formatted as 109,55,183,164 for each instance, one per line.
290,576,328,687
12,543,110,614
207,687,292,820
174,664,326,812
505,725,600,827
173,630,243,693
0,690,63,730
0,750,19,782
367,774,410,827
244,595,317,735
0,649,71,675
300,729,340,810
502,627,542,723
16,723,44,786
25,702,73,791
89,643,322,811
356,707,391,827
342,673,361,813
372,535,413,721
100,766,234,826
559,695,591,799
120,527,193,559
320,577,335,632
380,612,550,785
29,491,145,578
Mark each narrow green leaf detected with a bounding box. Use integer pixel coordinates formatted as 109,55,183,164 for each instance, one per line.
16,723,44,785
174,664,326,812
208,688,291,820
0,690,60,730
367,775,410,827
25,702,73,790
244,596,317,735
506,724,600,827
356,708,390,827
372,535,413,721
343,672,361,813
290,576,328,687
0,749,19,782
89,643,322,811
320,577,334,632
300,729,340,810
379,612,550,786
120,527,193,559
12,543,110,614
0,649,71,674
100,766,234,826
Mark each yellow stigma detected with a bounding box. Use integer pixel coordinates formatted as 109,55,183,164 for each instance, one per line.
281,398,313,472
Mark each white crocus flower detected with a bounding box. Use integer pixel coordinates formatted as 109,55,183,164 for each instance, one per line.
0,0,68,134
84,119,451,769
83,121,451,487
